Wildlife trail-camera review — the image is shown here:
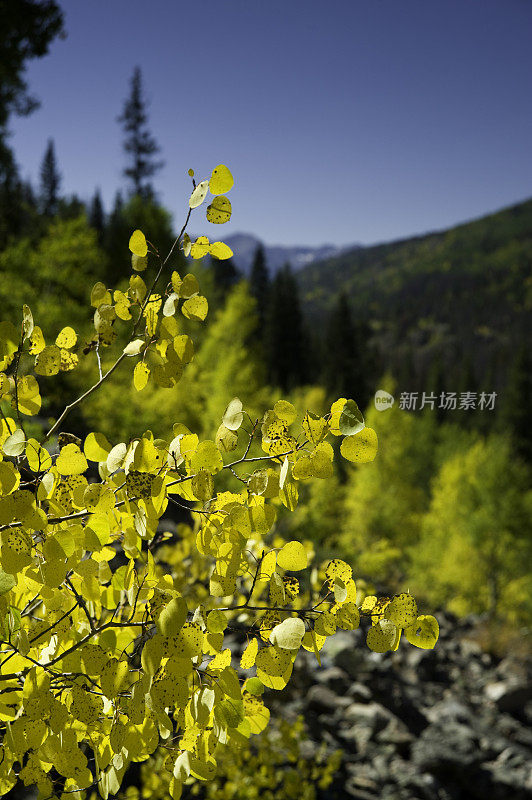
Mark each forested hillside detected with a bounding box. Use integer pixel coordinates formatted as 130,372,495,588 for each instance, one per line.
298,198,532,397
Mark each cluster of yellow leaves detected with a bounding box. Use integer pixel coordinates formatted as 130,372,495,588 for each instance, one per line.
0,163,438,800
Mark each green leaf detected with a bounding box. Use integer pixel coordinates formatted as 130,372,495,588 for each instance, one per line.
244,677,264,696
338,399,365,436
0,569,16,595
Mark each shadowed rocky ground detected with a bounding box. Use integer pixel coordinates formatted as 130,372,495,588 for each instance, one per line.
246,611,532,800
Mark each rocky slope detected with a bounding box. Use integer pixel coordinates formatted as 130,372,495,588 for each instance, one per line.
242,611,532,800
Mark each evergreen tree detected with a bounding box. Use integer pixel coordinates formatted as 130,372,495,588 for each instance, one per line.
58,193,85,220
500,342,532,462
211,256,240,306
118,66,163,198
322,291,372,407
39,137,61,215
265,263,308,391
89,188,105,242
0,0,64,183
249,244,270,331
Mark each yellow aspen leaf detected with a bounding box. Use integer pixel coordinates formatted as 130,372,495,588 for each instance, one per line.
157,596,187,638
405,615,439,649
273,400,297,425
134,361,150,391
384,593,418,629
190,440,223,474
55,327,77,349
190,236,210,260
182,296,208,321
15,375,41,416
215,424,238,453
90,281,111,307
59,348,78,372
129,274,147,303
131,253,148,271
325,558,352,584
206,195,232,224
22,304,33,340
366,619,397,653
26,439,52,472
180,273,200,298
3,429,26,457
84,431,112,462
338,399,365,436
240,638,258,669
101,658,129,699
257,550,277,581
129,229,148,257
182,232,192,257
340,427,378,463
0,461,19,493
209,164,234,195
208,648,232,672
206,610,227,634
28,325,45,355
209,241,233,260
34,344,61,376
56,443,88,476
277,540,307,571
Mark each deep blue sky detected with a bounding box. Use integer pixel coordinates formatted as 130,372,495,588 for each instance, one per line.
10,0,532,246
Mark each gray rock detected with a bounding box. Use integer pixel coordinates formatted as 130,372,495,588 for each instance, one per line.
344,701,395,733
347,682,373,702
313,665,350,694
376,716,414,748
412,721,481,776
306,684,350,714
423,697,474,725
485,680,532,714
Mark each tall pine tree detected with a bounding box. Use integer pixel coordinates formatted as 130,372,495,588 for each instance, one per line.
211,256,240,307
322,291,372,407
39,137,61,215
89,188,105,242
249,244,270,331
265,263,308,391
500,342,532,462
118,66,163,198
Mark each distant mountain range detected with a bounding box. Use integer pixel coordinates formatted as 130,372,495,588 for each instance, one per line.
220,233,358,274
